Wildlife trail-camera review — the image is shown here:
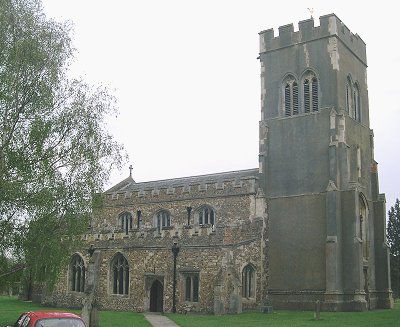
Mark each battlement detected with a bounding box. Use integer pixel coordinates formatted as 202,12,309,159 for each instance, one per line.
259,14,366,64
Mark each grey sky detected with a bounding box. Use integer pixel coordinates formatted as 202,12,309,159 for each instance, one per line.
41,0,400,210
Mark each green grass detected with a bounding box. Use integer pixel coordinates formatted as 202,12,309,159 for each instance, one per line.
1,296,399,327
167,302,400,327
0,296,151,327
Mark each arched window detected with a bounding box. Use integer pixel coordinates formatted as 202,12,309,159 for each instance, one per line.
311,77,319,112
353,84,361,122
184,274,199,302
196,205,215,226
111,253,129,295
359,195,368,259
155,210,171,233
346,76,352,113
283,76,299,117
119,212,132,235
303,72,319,113
242,264,255,298
69,254,85,292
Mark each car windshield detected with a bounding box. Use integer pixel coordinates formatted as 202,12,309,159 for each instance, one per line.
34,318,85,327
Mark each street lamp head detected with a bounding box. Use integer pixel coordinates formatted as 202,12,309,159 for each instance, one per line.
172,240,180,255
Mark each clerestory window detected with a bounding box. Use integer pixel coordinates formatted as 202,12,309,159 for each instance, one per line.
155,210,171,233
119,211,132,235
196,205,215,226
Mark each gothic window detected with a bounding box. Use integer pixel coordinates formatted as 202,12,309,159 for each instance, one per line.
155,210,171,233
69,254,85,292
359,195,369,259
242,264,255,298
353,84,361,122
345,76,361,122
111,253,129,295
283,76,299,117
303,72,319,113
311,77,319,112
119,212,132,235
183,273,199,302
196,205,215,226
346,76,352,113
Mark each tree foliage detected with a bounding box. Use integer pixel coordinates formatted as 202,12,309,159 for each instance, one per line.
0,0,126,292
387,198,400,298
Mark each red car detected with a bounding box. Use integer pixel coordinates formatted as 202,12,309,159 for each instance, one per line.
9,311,86,327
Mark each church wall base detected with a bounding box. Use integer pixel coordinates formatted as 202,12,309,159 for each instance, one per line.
370,290,394,309
268,291,377,312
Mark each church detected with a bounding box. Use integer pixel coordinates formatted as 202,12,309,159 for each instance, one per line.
49,14,393,313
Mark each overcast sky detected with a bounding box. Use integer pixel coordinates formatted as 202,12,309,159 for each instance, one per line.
41,0,399,210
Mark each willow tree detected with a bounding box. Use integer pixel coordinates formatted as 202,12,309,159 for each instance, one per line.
0,0,126,293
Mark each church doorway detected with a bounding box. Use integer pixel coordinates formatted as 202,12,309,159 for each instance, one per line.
150,280,164,312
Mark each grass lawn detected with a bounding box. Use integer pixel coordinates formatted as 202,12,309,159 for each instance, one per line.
0,296,151,327
167,301,400,327
1,296,399,327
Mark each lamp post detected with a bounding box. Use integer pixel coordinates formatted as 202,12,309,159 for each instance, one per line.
171,241,180,313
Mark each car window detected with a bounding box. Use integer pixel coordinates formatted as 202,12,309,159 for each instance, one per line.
34,318,85,327
15,314,27,327
21,316,30,327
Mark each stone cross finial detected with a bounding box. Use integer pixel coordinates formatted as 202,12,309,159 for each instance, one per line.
129,164,133,177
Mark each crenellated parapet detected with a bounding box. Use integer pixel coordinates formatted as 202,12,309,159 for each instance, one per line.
104,169,258,204
259,13,366,64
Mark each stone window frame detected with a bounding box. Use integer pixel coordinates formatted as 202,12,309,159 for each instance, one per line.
345,74,361,122
194,205,216,227
352,82,361,122
358,193,369,260
118,211,133,235
302,70,319,113
69,253,86,293
242,263,256,299
282,74,299,117
109,252,130,296
153,209,172,233
180,269,200,303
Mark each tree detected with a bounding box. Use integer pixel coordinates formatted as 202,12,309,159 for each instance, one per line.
0,0,126,294
387,199,400,298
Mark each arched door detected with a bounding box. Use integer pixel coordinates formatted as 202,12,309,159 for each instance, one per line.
150,280,163,312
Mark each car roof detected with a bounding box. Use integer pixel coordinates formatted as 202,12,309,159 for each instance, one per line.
24,311,83,319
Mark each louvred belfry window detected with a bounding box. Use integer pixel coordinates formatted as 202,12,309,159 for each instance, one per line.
304,79,310,113
283,77,299,117
312,77,318,111
303,73,319,113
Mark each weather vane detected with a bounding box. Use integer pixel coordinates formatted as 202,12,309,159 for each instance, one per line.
307,8,314,19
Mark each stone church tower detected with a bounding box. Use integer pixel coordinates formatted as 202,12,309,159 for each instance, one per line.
258,14,393,310
48,13,393,313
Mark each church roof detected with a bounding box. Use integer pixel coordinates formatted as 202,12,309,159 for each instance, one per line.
104,168,259,194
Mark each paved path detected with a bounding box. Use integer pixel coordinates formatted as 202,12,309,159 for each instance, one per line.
144,313,181,327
